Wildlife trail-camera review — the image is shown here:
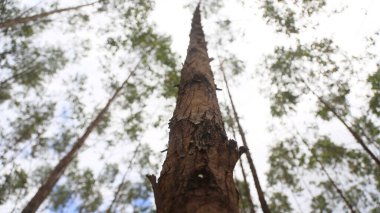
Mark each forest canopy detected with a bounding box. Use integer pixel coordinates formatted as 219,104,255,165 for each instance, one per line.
1,0,379,212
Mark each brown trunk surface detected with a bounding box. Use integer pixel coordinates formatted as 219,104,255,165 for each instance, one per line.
148,5,243,213
0,1,97,29
22,73,134,213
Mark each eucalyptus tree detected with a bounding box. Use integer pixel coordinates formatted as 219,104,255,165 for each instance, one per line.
201,5,258,213
1,0,180,212
256,0,380,211
1,2,70,205
22,71,135,212
263,39,380,167
148,4,245,212
267,129,380,212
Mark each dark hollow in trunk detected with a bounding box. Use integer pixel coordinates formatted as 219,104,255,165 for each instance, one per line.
148,4,244,213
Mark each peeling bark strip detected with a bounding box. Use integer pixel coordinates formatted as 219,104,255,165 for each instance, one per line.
148,4,244,213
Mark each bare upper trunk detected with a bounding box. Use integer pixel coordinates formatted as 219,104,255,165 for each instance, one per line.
148,4,243,213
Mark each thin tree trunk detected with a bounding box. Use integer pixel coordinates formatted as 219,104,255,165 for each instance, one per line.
219,60,271,213
22,72,134,213
296,134,358,213
229,110,256,213
300,79,380,168
0,1,98,29
147,4,243,212
239,159,256,213
316,96,380,167
106,143,141,213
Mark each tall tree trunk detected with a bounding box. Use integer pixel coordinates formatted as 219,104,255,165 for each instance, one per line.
219,60,271,213
296,133,357,213
147,4,243,212
22,73,134,213
0,1,98,29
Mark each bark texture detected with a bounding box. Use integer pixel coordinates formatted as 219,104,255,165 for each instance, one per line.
148,5,243,213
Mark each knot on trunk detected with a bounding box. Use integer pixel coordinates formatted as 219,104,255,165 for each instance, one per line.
238,146,249,157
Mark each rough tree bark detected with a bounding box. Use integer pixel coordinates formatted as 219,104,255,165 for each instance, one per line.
21,72,134,213
219,60,271,213
147,4,245,213
0,1,98,29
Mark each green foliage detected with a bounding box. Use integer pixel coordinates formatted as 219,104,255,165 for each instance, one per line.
1,0,179,211
309,136,346,167
7,102,55,144
223,54,246,76
123,110,144,142
261,0,326,34
0,169,28,204
368,65,380,116
310,194,332,213
49,167,104,212
98,163,119,185
316,83,350,121
265,39,342,118
346,149,374,177
267,138,304,191
235,179,255,212
270,91,298,116
50,185,72,211
268,192,293,213
0,46,67,103
369,93,380,116
96,111,111,135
